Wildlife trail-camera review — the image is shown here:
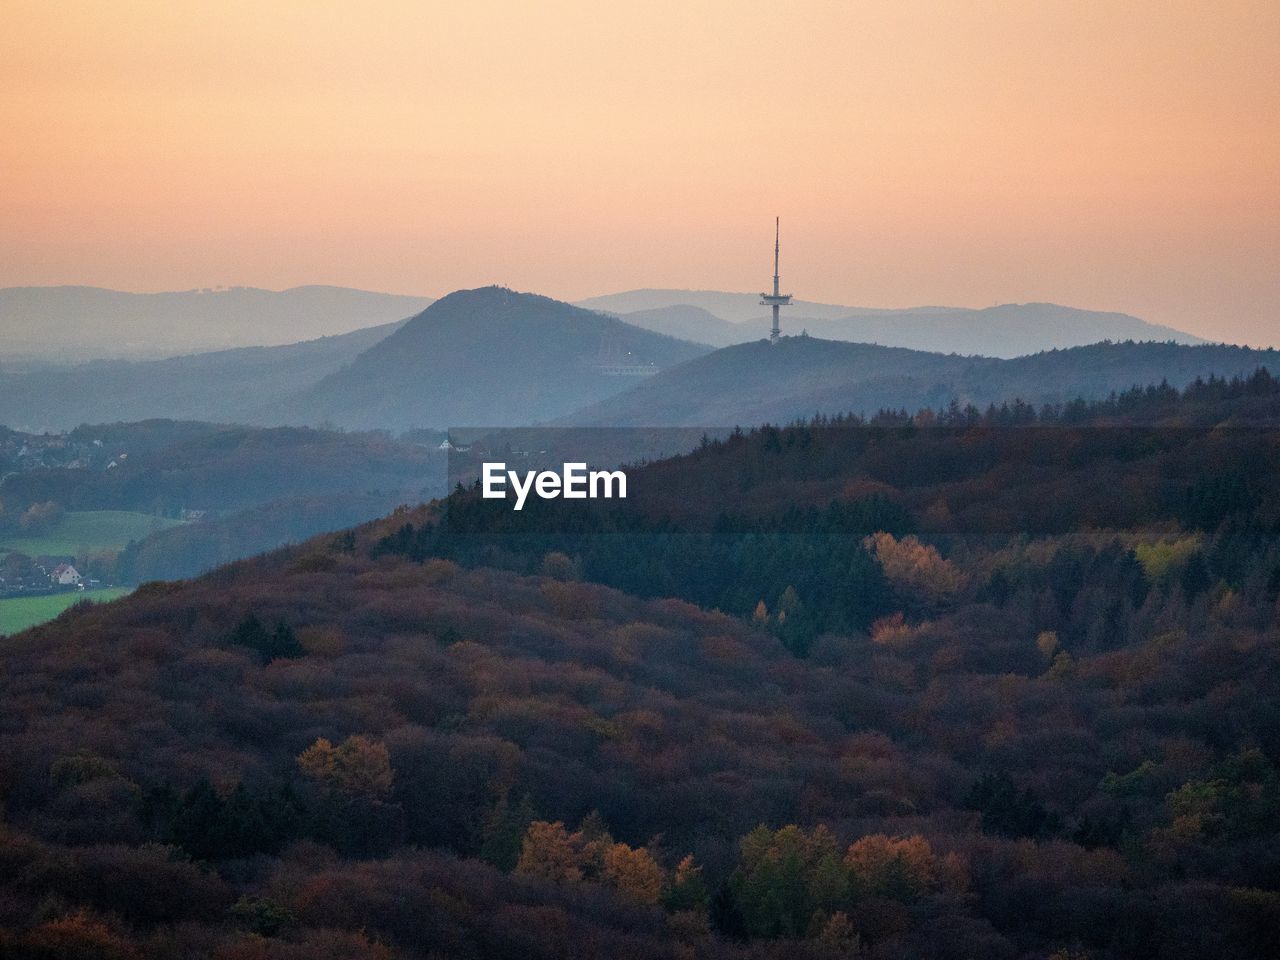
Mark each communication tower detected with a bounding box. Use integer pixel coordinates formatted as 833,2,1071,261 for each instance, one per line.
760,217,793,344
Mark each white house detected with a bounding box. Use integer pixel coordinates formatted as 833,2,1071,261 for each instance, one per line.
50,564,81,587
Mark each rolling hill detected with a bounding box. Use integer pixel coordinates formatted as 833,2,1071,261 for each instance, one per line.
0,510,182,557
565,336,1280,426
0,284,433,360
0,320,407,433
584,290,1208,357
275,286,712,431
608,304,737,345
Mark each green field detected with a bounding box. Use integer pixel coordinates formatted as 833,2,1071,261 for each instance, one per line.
0,587,132,636
0,510,182,557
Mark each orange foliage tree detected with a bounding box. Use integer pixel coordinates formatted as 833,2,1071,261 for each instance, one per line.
297,735,394,798
864,532,966,601
515,817,668,905
844,833,967,900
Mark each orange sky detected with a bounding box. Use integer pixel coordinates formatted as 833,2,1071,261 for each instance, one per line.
2,1,1277,345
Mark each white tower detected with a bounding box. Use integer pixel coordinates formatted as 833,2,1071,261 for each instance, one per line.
759,217,792,344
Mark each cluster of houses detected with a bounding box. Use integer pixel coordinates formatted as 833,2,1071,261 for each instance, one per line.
0,554,95,598
1,427,128,477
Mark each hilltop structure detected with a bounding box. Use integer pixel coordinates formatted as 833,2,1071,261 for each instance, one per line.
593,337,660,376
759,217,793,344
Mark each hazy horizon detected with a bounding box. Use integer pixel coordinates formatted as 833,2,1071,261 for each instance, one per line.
3,1,1276,347
2,284,1269,355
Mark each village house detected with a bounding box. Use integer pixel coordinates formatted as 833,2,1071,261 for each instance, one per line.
50,563,82,587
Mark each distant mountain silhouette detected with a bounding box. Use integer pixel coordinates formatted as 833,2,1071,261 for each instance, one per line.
5,288,1254,436
583,289,1207,357
565,336,1279,426
274,286,711,430
609,305,731,346
0,284,433,360
0,321,406,433
581,289,881,322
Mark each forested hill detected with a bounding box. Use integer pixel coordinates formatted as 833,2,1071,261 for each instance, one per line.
0,373,1277,958
273,286,711,431
565,336,1280,426
384,369,1280,653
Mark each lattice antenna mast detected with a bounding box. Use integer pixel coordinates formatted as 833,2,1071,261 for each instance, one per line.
773,218,781,296
759,216,793,344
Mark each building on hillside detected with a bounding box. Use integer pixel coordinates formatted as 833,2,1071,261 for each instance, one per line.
50,564,82,587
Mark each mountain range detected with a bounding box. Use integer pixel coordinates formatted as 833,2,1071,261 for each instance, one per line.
586,290,1207,357
3,283,1216,368
2,286,1274,435
0,284,432,360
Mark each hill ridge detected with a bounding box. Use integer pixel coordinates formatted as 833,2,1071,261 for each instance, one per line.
565,335,1279,426
275,285,711,430
579,289,1209,356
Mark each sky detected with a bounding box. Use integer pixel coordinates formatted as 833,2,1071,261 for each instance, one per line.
2,1,1277,346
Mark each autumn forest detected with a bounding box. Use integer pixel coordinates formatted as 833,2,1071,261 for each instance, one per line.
1,373,1278,959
